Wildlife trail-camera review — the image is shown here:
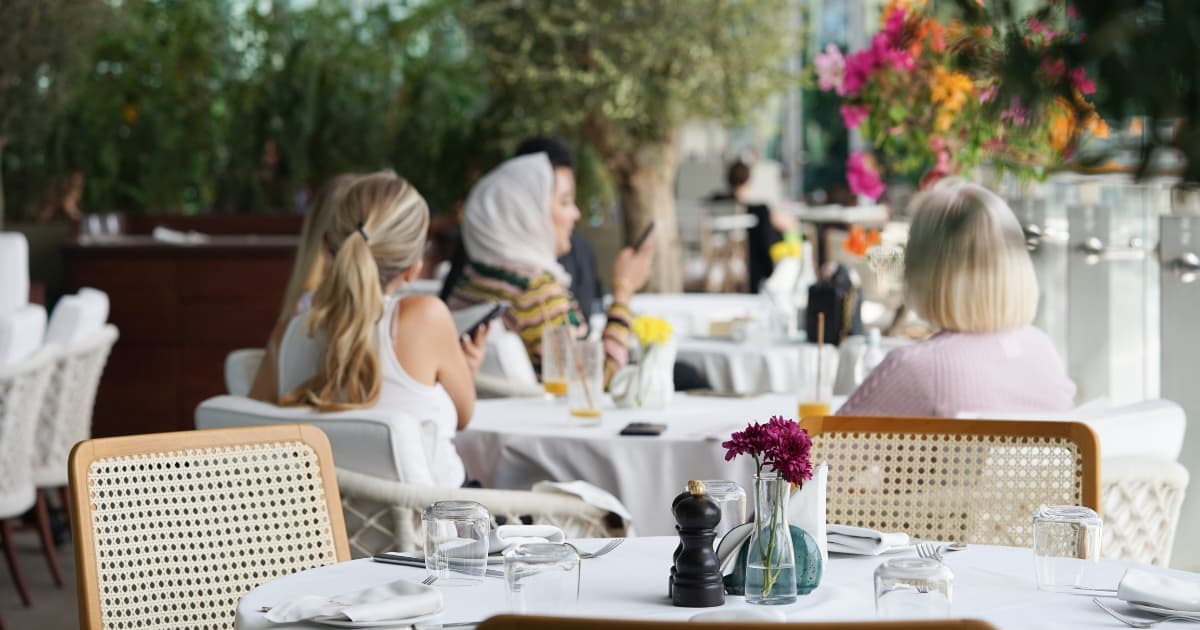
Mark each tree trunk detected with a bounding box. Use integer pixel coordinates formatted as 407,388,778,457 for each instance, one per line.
613,138,683,293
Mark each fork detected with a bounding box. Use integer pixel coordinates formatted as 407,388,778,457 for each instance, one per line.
570,538,625,559
1093,598,1200,627
915,542,943,562
257,575,439,613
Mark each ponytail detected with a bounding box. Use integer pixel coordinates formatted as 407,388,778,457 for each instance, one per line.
280,171,429,410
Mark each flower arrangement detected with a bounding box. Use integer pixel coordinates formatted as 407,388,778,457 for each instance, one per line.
813,0,1107,200
631,315,673,347
723,416,814,601
723,415,815,485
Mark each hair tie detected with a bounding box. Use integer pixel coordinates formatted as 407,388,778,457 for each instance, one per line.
356,221,369,243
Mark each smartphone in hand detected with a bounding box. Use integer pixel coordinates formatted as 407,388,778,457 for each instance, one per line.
632,221,656,251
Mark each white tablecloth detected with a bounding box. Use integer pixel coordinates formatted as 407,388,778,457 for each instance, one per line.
235,537,1192,629
456,394,841,536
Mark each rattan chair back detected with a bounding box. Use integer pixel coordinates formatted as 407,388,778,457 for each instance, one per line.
802,416,1100,547
69,424,350,630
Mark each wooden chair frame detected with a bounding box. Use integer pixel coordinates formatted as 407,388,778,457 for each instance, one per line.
478,615,998,630
801,416,1100,510
69,424,350,630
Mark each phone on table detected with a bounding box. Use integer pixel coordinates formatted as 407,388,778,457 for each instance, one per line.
451,301,507,338
619,421,667,436
632,221,657,251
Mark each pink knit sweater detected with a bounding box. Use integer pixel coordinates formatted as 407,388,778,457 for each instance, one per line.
837,326,1076,418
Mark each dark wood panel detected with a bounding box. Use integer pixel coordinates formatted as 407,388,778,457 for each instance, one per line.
90,346,180,437
178,256,293,300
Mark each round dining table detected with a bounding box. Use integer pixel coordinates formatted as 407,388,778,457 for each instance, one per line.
235,536,1177,629
455,393,844,536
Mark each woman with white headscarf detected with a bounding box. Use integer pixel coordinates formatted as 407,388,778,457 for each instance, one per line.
446,152,654,386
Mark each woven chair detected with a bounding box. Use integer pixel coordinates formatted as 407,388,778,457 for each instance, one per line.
0,346,57,608
69,424,350,630
1101,456,1189,567
801,416,1100,548
477,615,999,630
195,395,618,557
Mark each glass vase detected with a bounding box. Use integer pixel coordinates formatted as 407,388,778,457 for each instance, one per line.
744,473,798,605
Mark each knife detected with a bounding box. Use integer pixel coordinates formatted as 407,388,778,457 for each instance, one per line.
372,553,505,578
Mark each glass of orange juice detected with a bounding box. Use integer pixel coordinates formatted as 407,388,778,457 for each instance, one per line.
541,325,573,399
567,339,603,425
798,345,834,419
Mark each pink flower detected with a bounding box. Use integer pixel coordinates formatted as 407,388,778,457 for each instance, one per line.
839,104,869,129
920,148,952,189
1028,17,1056,40
1068,67,1096,94
978,84,999,103
847,152,885,200
814,43,846,94
1000,96,1030,126
842,49,874,96
1042,58,1067,79
882,6,907,44
1067,5,1079,18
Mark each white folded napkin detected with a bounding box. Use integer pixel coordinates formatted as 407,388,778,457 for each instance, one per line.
263,579,442,624
826,524,910,555
489,524,565,554
532,480,636,535
1118,568,1200,612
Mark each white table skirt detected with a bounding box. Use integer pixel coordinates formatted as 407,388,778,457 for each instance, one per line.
235,537,1189,629
456,394,843,536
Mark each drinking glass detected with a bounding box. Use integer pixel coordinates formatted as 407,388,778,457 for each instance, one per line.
541,325,573,399
874,557,954,619
567,339,603,424
693,480,747,543
504,543,580,614
1033,505,1102,592
422,500,491,585
798,346,834,419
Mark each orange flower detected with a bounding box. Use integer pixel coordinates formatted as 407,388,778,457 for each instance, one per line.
844,225,869,257
1049,98,1074,151
931,67,973,111
1086,114,1110,139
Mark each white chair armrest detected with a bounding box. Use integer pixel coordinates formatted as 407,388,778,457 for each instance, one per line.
223,349,265,397
1101,456,1190,567
475,372,543,399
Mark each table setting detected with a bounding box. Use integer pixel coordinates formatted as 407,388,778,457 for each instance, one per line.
241,415,1200,630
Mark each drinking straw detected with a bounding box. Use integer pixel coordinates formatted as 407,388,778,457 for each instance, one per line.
572,338,596,412
815,312,825,402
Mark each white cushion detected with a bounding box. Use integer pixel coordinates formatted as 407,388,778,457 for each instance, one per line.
45,291,108,345
224,348,265,397
195,395,438,485
0,232,30,315
277,315,323,399
958,399,1186,461
0,305,47,367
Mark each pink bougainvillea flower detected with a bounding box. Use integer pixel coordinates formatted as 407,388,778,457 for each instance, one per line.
847,152,885,200
839,104,869,129
1000,96,1030,126
978,84,999,103
1042,58,1067,79
814,43,846,94
1067,5,1079,18
1068,67,1096,94
883,5,907,43
842,49,875,96
920,147,952,189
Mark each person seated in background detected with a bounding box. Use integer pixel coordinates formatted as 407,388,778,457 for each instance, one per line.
440,136,605,317
717,159,800,293
248,174,359,402
837,179,1075,417
445,152,654,386
280,172,486,487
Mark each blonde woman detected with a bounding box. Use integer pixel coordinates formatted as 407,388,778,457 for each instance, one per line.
281,171,485,487
838,180,1075,417
249,174,359,402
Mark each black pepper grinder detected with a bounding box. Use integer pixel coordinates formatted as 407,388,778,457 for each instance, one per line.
672,480,725,607
668,489,691,598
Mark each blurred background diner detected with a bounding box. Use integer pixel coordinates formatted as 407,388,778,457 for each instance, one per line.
4,0,1200,627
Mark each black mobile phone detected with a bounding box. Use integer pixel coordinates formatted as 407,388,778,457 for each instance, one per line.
619,421,667,436
452,302,506,337
632,221,656,251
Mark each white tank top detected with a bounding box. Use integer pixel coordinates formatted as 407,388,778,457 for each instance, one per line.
375,295,464,487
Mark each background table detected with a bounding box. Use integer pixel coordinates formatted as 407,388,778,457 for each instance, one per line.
456,393,843,536
236,537,1184,629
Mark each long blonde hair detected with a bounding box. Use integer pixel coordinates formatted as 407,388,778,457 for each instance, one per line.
282,171,430,410
904,179,1038,333
279,174,361,321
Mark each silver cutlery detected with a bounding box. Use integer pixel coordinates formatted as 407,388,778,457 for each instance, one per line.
1093,598,1200,627
915,542,943,562
421,574,440,586
569,538,625,559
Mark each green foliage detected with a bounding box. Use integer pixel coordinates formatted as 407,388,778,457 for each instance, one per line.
3,0,488,217
460,0,795,171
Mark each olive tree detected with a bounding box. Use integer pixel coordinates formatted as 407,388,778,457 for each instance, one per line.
461,0,793,290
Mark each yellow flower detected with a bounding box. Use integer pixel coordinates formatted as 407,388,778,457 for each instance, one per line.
935,109,955,132
122,104,139,124
1049,98,1074,151
930,67,973,113
769,240,801,262
631,316,673,347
